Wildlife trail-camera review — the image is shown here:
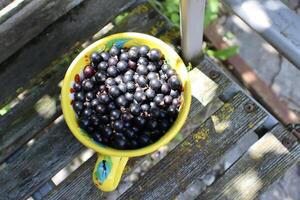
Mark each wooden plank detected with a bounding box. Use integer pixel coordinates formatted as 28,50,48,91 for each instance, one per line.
45,57,233,199
0,0,11,10
118,92,267,200
198,124,300,200
0,0,137,107
0,0,86,64
0,0,140,163
0,0,174,164
204,23,299,125
0,2,181,199
0,117,84,200
0,0,33,24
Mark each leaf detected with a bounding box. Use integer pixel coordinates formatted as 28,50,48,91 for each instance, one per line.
204,0,220,27
207,45,239,60
170,13,180,24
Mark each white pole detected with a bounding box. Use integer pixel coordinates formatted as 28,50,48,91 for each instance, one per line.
180,0,206,64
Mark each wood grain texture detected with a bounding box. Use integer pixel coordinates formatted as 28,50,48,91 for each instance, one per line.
117,92,267,200
0,60,65,163
45,61,231,199
0,117,84,200
0,0,33,24
0,0,85,64
0,0,136,107
198,125,300,200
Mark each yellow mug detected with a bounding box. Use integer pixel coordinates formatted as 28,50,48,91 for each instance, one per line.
61,32,191,191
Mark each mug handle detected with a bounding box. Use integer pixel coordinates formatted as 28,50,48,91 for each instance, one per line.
93,154,128,192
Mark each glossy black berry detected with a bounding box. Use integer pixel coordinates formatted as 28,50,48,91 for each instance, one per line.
107,102,117,110
170,89,180,98
98,61,108,71
102,126,113,138
138,134,151,146
164,95,173,105
141,104,150,112
168,75,181,90
135,116,146,127
118,83,127,93
128,48,139,60
109,46,120,56
120,52,129,61
113,120,124,131
82,79,94,91
137,75,148,87
166,69,176,77
112,136,127,149
154,94,165,107
83,65,95,78
139,45,149,56
147,63,157,72
125,92,134,102
130,103,141,116
110,109,121,120
75,91,85,101
109,86,121,98
108,57,118,66
145,88,156,100
148,49,161,61
134,91,146,102
161,83,171,94
73,82,82,92
126,81,135,92
124,129,135,139
136,65,148,75
116,61,128,73
121,112,133,122
95,104,106,114
73,101,83,112
107,66,118,77
95,71,106,83
137,57,149,66
91,99,100,107
147,72,158,80
79,118,90,128
91,52,101,64
128,60,137,69
105,78,116,86
100,52,110,61
85,92,94,101
149,79,162,91
123,74,133,83
161,64,170,72
99,93,110,104
116,95,128,107
83,108,93,117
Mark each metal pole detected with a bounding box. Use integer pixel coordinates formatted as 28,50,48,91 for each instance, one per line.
180,0,206,64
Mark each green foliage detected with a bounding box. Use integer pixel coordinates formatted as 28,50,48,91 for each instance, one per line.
204,0,219,27
150,0,239,62
0,104,12,116
206,45,239,60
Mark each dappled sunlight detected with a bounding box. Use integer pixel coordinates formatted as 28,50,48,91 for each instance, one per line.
0,0,25,18
240,1,271,31
231,169,262,199
241,70,257,84
34,95,57,119
26,138,35,147
189,68,218,106
51,148,94,185
211,115,231,134
248,133,289,160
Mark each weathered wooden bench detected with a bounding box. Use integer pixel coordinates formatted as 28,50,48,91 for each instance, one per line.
0,1,299,199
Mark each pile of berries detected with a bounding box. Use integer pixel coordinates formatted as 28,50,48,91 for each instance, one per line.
72,45,183,149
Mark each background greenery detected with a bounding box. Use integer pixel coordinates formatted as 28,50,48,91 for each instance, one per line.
150,0,238,61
